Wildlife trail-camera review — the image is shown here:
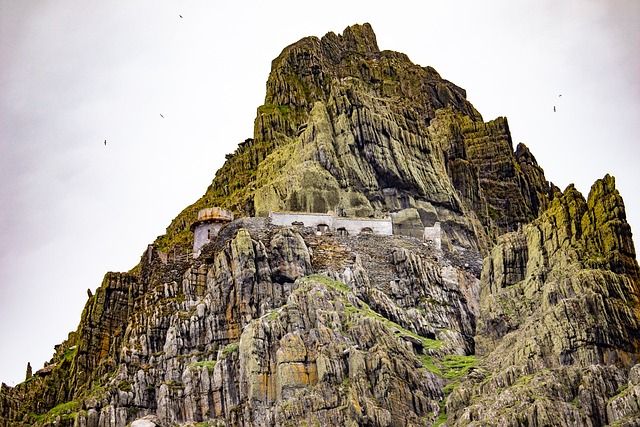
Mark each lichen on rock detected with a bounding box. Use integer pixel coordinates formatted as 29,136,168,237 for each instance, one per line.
447,177,640,426
2,24,640,427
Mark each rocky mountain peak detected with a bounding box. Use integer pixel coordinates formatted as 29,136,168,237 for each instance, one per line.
265,23,479,122
157,24,552,254
583,174,638,277
2,24,639,427
323,23,380,57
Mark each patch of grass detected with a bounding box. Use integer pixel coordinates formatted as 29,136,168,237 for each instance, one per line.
419,355,443,376
615,384,629,395
49,401,79,416
191,360,217,372
442,355,479,379
222,342,239,356
265,308,282,321
34,400,80,423
570,395,582,408
516,374,534,386
423,353,479,420
433,412,447,427
421,336,444,351
258,103,291,117
194,421,224,427
61,346,77,363
31,412,46,423
278,105,291,115
443,380,460,395
433,399,447,427
302,274,350,293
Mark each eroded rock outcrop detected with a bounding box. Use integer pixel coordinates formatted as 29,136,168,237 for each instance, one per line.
1,217,480,427
158,23,553,254
447,176,640,426
2,24,639,427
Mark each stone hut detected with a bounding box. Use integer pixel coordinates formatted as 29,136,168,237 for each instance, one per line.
191,207,234,256
423,222,442,251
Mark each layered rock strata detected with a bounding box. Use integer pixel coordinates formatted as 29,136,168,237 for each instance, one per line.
1,24,639,427
1,218,480,427
158,23,553,254
447,175,640,426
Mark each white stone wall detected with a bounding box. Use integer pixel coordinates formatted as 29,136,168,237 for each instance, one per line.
269,211,392,236
423,222,442,251
334,217,392,236
270,212,334,229
193,222,225,256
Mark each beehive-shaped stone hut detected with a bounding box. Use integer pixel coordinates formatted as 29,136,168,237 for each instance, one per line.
191,207,234,256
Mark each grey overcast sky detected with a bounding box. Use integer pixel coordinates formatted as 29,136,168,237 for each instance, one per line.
1,0,638,385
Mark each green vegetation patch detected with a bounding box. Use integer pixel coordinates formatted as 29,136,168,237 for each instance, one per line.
50,400,79,416
118,380,132,392
302,274,350,293
34,400,81,423
433,411,447,427
442,354,479,379
433,398,447,426
191,360,217,372
258,103,291,117
615,384,629,395
419,355,443,377
194,421,224,427
222,342,239,356
61,346,77,363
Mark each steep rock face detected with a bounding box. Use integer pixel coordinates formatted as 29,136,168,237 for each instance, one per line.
447,176,640,426
0,273,145,425
1,216,479,427
71,273,146,395
2,24,639,427
159,23,552,253
428,109,553,240
238,276,445,427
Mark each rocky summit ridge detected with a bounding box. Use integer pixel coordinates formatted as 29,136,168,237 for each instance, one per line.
1,23,639,427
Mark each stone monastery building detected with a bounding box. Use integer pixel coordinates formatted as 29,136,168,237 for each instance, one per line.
191,207,442,256
269,211,393,237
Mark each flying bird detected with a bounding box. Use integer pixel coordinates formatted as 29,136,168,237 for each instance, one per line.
553,106,556,112
160,113,164,118
104,139,107,145
179,14,183,18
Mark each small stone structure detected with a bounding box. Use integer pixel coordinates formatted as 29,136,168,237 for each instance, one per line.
191,207,234,256
269,211,393,236
191,208,441,258
423,222,442,251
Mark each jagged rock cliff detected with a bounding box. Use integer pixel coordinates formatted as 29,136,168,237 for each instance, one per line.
1,219,481,426
157,23,552,253
447,175,640,426
1,24,639,427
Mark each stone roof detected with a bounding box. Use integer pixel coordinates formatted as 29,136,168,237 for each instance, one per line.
190,207,234,231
